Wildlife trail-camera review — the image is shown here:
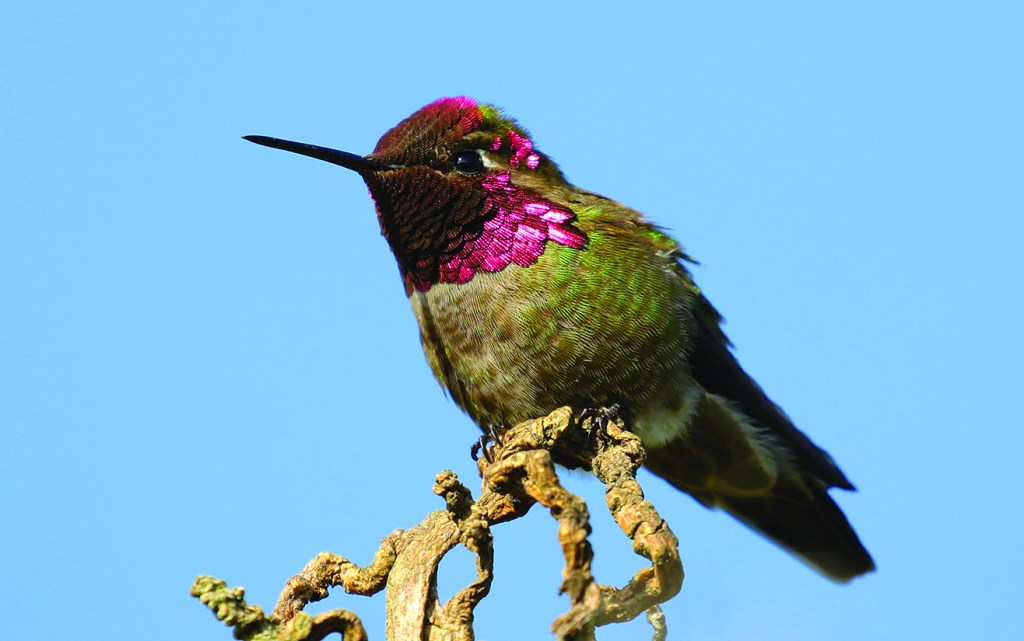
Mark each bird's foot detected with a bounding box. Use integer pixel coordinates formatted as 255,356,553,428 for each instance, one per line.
470,423,506,463
577,403,622,443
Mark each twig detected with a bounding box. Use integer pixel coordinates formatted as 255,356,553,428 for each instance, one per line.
192,407,683,640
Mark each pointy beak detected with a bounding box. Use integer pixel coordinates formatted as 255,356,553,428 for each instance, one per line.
243,135,401,174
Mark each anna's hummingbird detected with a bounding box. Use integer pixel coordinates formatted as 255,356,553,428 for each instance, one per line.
245,96,874,581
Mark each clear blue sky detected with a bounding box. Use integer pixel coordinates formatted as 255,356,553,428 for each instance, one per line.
2,2,1021,640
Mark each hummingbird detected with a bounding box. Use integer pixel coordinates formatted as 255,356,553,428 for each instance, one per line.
245,96,875,581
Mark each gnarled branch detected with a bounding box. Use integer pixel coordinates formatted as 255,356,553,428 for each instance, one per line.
192,407,683,640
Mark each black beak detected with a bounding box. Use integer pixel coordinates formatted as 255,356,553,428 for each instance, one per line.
243,135,399,173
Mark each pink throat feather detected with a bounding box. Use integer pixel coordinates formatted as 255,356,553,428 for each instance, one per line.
416,169,587,291
399,99,588,292
432,171,589,288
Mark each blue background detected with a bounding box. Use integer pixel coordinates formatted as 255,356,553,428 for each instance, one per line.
2,2,1021,639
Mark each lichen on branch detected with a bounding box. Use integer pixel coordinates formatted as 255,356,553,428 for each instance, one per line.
192,407,682,640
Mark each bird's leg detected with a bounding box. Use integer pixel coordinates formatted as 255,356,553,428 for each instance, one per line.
470,423,507,463
577,403,623,443
470,436,491,463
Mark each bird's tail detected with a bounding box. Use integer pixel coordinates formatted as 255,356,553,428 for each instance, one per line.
645,435,875,582
716,483,875,581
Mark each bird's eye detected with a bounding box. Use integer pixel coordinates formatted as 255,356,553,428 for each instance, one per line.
454,150,485,174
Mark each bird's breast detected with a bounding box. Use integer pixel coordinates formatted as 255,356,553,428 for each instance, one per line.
408,240,697,432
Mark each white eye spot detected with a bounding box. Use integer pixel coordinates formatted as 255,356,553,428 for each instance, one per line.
480,153,502,170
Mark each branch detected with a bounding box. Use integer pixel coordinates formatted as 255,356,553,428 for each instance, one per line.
192,407,683,640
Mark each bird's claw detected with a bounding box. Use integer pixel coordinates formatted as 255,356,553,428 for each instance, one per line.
578,403,622,443
470,424,506,463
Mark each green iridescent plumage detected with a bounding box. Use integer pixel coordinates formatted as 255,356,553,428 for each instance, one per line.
411,193,694,430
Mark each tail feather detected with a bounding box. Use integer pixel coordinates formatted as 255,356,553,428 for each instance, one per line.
645,441,875,582
718,486,876,581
